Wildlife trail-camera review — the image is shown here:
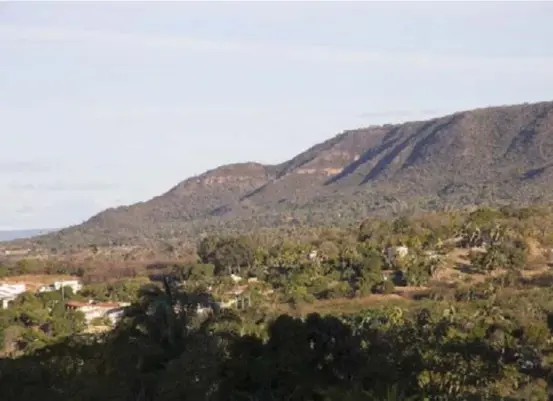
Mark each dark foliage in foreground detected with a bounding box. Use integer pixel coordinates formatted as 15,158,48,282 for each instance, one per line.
2,281,553,401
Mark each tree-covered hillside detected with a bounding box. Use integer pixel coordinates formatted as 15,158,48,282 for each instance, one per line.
16,100,553,250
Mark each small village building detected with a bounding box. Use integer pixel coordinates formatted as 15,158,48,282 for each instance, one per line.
39,280,82,294
105,308,127,325
2,248,31,257
0,283,26,309
308,250,318,260
216,285,249,310
65,300,128,325
386,246,409,263
53,280,82,292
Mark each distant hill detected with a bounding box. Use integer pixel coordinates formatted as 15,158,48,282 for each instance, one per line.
19,100,553,249
0,229,56,242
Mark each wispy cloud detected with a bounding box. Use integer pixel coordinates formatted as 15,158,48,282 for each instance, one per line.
0,160,58,174
2,103,372,121
9,181,118,192
2,23,553,73
0,159,118,175
14,205,35,216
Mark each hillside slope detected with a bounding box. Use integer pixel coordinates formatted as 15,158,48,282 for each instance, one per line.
22,100,553,249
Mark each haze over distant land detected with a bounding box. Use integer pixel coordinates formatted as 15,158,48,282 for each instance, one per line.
1,2,553,230
0,229,56,242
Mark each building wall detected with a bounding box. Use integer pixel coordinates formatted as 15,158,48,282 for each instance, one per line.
70,305,127,325
386,246,409,262
0,284,27,309
1,297,15,309
53,281,82,292
0,284,26,293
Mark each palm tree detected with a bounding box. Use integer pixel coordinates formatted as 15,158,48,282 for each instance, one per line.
104,276,226,401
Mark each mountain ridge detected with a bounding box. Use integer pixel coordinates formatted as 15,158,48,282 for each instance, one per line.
14,99,553,249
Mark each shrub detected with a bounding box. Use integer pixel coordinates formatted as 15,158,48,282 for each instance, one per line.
373,280,395,294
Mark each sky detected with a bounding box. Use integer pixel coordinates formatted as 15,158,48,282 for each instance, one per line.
1,1,553,230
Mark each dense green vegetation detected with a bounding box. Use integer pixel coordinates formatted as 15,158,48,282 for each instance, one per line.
4,205,553,399
161,206,549,306
0,280,148,356
0,288,85,356
2,275,553,400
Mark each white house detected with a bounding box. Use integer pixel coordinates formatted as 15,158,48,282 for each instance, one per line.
39,280,82,294
308,250,318,261
65,300,127,325
2,248,30,257
38,285,49,293
105,307,127,325
386,246,409,263
55,280,82,291
0,283,26,309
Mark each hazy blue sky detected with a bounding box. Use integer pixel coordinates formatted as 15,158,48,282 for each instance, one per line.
2,1,553,230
